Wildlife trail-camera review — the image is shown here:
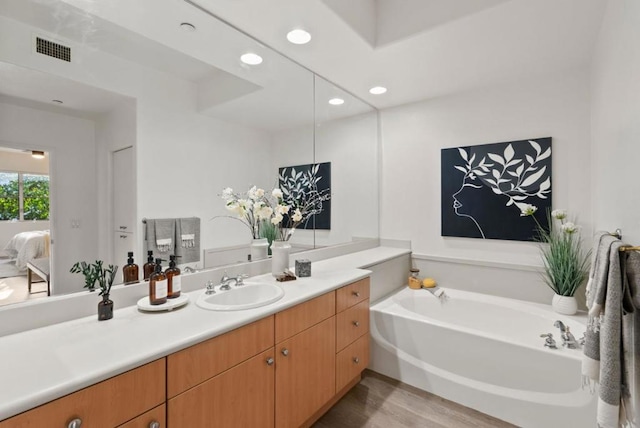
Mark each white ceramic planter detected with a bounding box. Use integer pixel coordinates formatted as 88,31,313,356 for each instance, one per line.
271,240,291,276
551,294,578,315
250,238,269,261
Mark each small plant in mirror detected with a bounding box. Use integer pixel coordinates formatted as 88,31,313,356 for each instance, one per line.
70,261,98,292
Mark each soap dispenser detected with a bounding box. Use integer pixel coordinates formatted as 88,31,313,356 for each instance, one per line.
122,252,139,285
149,258,167,305
165,255,181,299
143,250,155,280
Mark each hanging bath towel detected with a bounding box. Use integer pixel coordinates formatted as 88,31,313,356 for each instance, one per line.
175,217,200,264
145,218,176,255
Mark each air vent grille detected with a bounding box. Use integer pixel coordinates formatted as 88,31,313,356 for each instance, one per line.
36,37,71,62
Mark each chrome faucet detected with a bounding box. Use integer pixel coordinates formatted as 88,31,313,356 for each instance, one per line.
540,333,557,349
218,273,248,291
554,320,579,349
205,280,216,295
183,266,198,274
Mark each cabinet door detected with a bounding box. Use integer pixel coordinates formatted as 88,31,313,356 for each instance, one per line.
112,147,135,233
276,317,336,428
168,348,275,428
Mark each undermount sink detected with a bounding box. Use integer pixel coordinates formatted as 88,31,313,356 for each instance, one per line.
196,282,285,311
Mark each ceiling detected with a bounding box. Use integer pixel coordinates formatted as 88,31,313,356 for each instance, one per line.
191,0,608,109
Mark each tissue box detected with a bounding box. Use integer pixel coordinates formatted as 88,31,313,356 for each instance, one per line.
295,259,311,277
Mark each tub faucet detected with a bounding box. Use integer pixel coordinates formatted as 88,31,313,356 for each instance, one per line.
540,333,557,349
554,320,579,349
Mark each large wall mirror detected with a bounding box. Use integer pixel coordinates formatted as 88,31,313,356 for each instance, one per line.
0,0,379,308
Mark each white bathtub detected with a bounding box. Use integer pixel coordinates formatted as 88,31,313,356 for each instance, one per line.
369,287,597,428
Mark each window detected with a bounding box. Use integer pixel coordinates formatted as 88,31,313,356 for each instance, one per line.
0,172,49,221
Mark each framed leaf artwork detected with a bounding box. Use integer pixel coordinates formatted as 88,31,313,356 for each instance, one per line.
441,138,551,241
278,162,331,230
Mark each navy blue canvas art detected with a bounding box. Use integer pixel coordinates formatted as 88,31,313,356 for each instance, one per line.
441,138,552,241
278,162,331,230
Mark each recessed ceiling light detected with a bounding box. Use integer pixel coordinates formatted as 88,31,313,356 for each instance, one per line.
369,86,387,95
240,53,263,65
31,150,45,159
328,98,344,106
180,22,196,32
286,29,311,45
52,99,63,104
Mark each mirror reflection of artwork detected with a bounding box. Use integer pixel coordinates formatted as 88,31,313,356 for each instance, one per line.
441,138,552,241
278,162,331,230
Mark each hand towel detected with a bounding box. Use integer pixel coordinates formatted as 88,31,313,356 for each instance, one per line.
583,231,636,428
175,217,200,264
145,219,176,255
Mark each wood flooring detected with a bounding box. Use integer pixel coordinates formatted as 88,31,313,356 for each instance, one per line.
313,370,516,428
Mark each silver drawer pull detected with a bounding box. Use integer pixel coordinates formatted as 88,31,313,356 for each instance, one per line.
68,418,82,428
120,234,128,239
266,357,274,366
149,422,160,428
119,226,127,230
353,357,360,364
281,348,289,356
353,321,360,327
352,291,360,297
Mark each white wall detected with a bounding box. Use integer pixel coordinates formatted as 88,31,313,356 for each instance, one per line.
591,0,640,245
0,102,98,294
315,110,379,246
380,68,592,302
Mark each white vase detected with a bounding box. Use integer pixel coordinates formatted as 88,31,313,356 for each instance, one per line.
552,294,578,315
250,238,269,261
271,240,291,276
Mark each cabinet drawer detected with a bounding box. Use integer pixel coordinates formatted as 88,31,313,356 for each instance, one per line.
275,292,335,343
168,316,274,397
336,334,369,392
118,404,165,428
336,278,370,313
0,359,165,428
336,299,369,352
168,348,275,428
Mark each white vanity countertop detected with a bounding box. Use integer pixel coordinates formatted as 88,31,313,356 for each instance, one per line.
0,246,410,421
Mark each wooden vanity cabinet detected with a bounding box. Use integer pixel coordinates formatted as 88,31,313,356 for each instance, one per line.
334,278,370,393
275,292,336,428
0,277,371,428
0,359,165,428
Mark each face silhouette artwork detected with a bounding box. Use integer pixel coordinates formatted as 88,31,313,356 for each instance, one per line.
441,138,552,241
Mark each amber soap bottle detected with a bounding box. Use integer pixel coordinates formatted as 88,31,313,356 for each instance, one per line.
143,250,155,280
122,252,139,285
165,255,181,299
149,259,167,305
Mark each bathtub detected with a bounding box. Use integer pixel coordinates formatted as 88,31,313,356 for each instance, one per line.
369,287,597,428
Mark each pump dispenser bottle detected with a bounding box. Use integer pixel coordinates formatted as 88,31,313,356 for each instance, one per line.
165,255,181,299
122,252,139,285
149,259,167,305
143,250,155,280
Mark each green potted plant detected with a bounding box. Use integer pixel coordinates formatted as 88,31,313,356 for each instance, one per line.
71,260,118,320
521,205,590,314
